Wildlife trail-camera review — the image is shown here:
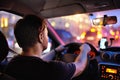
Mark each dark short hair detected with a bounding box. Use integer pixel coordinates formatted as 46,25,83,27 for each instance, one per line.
14,15,46,51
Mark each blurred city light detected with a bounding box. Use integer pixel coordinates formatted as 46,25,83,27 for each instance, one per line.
76,36,80,40
110,29,115,36
86,37,94,40
51,21,56,27
90,28,96,32
65,22,70,28
97,32,102,39
115,35,119,40
1,17,8,28
80,32,86,39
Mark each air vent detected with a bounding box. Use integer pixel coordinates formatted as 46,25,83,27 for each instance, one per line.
114,53,120,63
101,52,111,61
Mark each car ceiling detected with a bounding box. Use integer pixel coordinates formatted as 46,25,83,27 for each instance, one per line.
0,0,120,18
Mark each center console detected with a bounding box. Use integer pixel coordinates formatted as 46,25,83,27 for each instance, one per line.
99,63,120,80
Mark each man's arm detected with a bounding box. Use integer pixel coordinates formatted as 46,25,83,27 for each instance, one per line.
41,45,65,61
72,43,91,78
40,49,55,61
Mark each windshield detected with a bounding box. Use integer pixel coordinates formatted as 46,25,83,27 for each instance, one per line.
48,9,120,49
0,9,120,52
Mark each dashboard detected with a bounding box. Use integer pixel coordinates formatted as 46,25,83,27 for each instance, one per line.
60,42,120,80
100,51,120,63
99,63,120,80
98,47,120,80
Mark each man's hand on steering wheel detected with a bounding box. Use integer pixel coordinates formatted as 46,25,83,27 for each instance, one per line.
53,43,98,80
72,43,91,78
79,43,91,55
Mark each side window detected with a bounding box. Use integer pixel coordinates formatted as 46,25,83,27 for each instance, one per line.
0,11,22,55
43,38,52,53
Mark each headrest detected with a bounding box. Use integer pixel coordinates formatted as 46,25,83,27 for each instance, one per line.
0,31,9,63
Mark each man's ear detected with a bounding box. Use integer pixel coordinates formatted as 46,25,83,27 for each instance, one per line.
39,33,43,43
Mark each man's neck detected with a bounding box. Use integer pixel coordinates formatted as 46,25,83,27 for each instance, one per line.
21,43,43,57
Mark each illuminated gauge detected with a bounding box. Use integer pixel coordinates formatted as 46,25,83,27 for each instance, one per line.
101,52,111,61
89,51,96,59
114,53,120,63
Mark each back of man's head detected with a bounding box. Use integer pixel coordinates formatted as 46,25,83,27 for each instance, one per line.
14,15,45,51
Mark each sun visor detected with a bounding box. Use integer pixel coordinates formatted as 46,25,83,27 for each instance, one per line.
40,4,85,18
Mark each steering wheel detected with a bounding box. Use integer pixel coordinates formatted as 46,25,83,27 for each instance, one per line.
55,42,98,62
55,42,98,80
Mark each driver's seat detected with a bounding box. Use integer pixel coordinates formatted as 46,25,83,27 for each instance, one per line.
0,72,16,80
0,30,9,72
0,31,16,80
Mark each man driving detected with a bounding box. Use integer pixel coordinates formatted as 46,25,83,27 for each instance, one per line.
5,15,91,80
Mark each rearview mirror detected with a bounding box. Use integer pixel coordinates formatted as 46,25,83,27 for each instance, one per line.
92,15,117,26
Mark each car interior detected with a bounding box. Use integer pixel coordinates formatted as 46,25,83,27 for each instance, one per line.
0,0,120,80
0,31,16,80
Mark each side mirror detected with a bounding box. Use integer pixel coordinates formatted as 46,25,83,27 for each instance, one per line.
92,15,117,26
